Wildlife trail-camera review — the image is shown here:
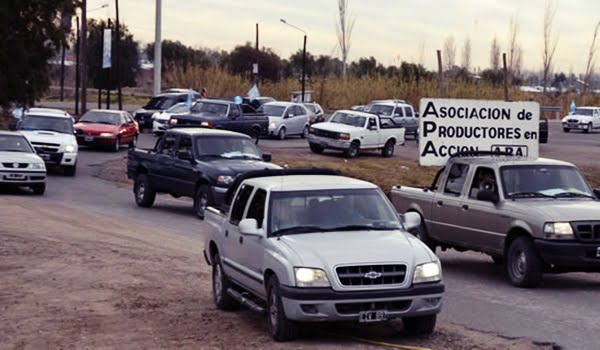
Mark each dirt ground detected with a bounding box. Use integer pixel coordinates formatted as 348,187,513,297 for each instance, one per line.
0,195,557,350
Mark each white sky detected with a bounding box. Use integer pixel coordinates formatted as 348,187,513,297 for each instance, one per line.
87,0,600,74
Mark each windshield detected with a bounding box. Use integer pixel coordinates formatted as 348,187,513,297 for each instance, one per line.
261,105,286,117
269,188,402,236
19,115,74,134
145,96,177,110
501,165,594,199
194,136,261,160
573,108,593,116
367,104,394,116
329,112,367,127
79,111,120,125
167,103,190,114
191,102,229,115
0,135,34,153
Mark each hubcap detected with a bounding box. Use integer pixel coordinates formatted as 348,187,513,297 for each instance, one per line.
511,248,526,279
136,182,145,202
197,193,208,215
214,264,223,302
269,289,278,329
279,129,285,139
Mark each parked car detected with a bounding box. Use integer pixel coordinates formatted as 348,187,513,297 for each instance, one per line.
366,100,419,139
133,92,199,129
164,88,199,95
74,110,139,152
152,102,192,135
308,110,405,158
302,102,325,124
127,128,279,219
26,108,75,123
203,168,444,341
562,107,600,133
168,99,268,142
262,102,310,140
391,152,600,288
0,131,46,194
17,109,78,176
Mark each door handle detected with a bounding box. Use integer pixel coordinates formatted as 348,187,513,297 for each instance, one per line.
225,230,228,237
239,236,243,244
462,204,469,210
436,200,443,206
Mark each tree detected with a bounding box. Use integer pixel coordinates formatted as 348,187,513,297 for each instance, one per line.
335,0,356,77
146,40,212,71
507,14,520,82
349,56,378,77
583,21,600,94
314,55,343,77
86,19,140,89
288,50,316,80
461,38,472,72
490,35,501,70
228,43,282,82
542,0,559,92
0,0,79,107
443,36,456,71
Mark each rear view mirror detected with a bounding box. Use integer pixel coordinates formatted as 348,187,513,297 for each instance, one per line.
262,153,272,162
477,190,500,204
402,212,421,232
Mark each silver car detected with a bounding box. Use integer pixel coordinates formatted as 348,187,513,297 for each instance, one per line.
262,102,310,140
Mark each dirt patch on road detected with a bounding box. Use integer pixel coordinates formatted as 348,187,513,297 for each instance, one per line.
0,197,554,350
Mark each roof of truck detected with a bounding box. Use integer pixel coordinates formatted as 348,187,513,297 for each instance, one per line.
244,175,378,192
166,127,250,138
449,156,574,167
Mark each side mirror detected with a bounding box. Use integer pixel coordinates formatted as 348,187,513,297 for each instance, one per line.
594,189,600,199
402,212,421,232
239,218,263,237
477,190,500,204
262,153,272,162
177,150,193,161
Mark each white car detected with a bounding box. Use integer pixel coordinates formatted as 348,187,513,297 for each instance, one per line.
308,110,405,158
0,131,47,194
262,102,310,140
18,110,78,176
562,107,600,133
152,102,192,134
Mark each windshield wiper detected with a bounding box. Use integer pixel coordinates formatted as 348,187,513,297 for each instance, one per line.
199,154,225,158
554,192,595,199
510,192,556,199
225,154,261,160
323,224,401,232
272,225,324,237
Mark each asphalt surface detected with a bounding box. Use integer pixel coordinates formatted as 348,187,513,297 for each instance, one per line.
5,128,600,349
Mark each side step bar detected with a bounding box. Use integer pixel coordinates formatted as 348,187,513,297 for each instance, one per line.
227,288,266,313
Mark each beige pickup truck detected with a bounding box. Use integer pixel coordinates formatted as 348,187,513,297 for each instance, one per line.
391,153,600,288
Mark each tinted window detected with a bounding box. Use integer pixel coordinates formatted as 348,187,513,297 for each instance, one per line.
145,96,177,110
230,185,254,225
194,136,261,160
177,136,192,153
295,106,306,116
191,102,229,115
367,104,394,116
246,189,267,228
262,105,286,117
0,134,34,153
444,164,469,196
393,107,404,117
404,107,413,117
501,165,593,198
329,112,367,127
158,134,177,155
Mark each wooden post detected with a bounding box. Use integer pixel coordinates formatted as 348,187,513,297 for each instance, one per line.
437,50,444,97
502,53,509,101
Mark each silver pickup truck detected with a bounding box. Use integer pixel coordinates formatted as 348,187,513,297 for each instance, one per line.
203,169,444,341
391,153,600,288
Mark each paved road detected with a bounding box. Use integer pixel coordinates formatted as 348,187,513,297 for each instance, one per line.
4,131,600,349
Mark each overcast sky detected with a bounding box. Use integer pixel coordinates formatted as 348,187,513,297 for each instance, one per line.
87,0,600,74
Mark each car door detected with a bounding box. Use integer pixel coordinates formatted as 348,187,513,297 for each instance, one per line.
171,135,196,197
118,114,132,143
393,106,406,129
595,109,600,128
228,105,243,134
152,133,178,191
235,187,268,295
362,117,381,148
125,113,138,136
455,166,503,253
283,106,295,134
429,163,470,244
221,184,255,285
295,105,309,133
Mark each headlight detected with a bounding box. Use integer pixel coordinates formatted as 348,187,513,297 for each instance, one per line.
30,163,45,169
169,118,178,125
65,144,76,152
269,122,277,128
339,133,350,141
413,261,441,284
543,222,574,239
294,267,330,287
217,175,234,186
151,112,159,120
99,133,114,138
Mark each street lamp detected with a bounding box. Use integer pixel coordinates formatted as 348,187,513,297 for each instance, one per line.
280,18,307,102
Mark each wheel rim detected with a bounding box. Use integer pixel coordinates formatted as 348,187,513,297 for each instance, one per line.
349,146,357,157
196,192,208,215
115,139,120,151
279,129,285,139
303,127,308,138
510,248,526,280
136,182,145,202
589,124,592,132
214,263,223,302
269,288,278,330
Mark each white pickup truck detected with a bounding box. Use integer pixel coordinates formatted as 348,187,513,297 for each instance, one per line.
308,110,405,158
203,169,444,341
562,106,600,133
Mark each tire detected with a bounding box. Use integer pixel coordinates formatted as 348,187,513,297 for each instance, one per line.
505,236,543,288
64,163,77,177
382,140,395,158
212,253,240,310
113,137,121,152
252,128,261,144
267,275,299,342
344,142,360,158
414,128,420,140
277,127,286,140
309,143,324,154
193,185,212,220
31,184,45,195
563,128,570,133
585,123,592,134
301,126,309,139
403,314,437,336
491,255,503,265
410,218,436,252
134,174,156,208
128,135,138,148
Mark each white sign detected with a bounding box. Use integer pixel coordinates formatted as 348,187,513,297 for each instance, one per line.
102,29,112,68
252,63,259,74
419,98,540,166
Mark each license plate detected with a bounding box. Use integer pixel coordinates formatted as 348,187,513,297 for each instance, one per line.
358,310,387,323
7,173,25,180
40,154,50,160
84,136,94,142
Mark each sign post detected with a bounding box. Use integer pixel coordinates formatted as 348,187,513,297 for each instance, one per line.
418,98,540,166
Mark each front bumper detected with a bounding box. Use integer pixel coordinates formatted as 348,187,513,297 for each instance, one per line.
308,135,351,150
0,170,46,184
535,240,600,272
36,152,77,166
562,122,588,130
279,282,444,322
76,135,117,146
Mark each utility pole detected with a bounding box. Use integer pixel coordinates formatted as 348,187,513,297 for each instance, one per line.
115,0,122,110
254,23,259,86
502,53,509,101
81,0,88,113
60,46,66,101
106,19,112,109
153,0,162,95
301,34,307,102
437,50,444,97
75,16,80,115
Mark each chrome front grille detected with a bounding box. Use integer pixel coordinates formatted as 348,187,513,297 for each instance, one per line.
336,264,407,286
311,128,340,139
31,142,60,153
2,163,29,168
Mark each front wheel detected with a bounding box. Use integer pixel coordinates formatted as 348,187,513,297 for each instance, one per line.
113,137,121,152
403,315,437,336
301,126,309,139
563,128,570,133
31,184,46,195
309,143,324,154
64,163,77,177
344,142,360,158
585,123,592,134
129,135,138,148
506,236,543,288
267,275,299,342
193,185,212,220
411,219,436,252
134,174,156,208
278,127,286,140
382,140,395,158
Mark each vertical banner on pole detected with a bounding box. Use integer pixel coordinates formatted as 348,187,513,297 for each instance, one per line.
102,29,112,69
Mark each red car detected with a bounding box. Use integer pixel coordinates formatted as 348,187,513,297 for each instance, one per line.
75,110,139,152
